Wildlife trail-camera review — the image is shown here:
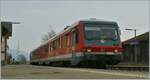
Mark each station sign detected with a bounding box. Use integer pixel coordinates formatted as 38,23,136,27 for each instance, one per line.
129,41,139,45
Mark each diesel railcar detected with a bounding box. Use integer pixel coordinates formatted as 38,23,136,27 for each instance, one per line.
30,19,123,66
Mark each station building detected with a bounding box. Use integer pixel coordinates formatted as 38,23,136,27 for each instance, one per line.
122,32,149,65
1,21,13,65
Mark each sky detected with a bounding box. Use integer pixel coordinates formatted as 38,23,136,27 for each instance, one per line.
1,0,149,53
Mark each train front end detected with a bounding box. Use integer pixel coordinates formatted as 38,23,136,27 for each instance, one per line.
78,20,123,66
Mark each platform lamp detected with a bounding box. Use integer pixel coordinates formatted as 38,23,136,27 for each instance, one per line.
125,28,137,64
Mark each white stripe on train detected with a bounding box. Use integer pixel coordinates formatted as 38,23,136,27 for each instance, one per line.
31,52,121,63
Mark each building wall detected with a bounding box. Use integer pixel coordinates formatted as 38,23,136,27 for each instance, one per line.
1,22,12,65
1,35,7,65
122,39,149,65
138,40,149,64
1,53,5,65
1,34,12,65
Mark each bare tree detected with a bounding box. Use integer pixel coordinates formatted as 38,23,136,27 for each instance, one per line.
41,25,56,43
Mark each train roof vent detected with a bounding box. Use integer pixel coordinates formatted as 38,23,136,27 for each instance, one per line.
81,18,102,21
64,26,70,30
82,18,106,22
89,18,97,20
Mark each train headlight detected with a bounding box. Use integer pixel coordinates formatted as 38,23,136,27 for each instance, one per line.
114,49,118,53
87,49,91,52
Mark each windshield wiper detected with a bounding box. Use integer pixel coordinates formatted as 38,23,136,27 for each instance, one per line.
103,37,117,41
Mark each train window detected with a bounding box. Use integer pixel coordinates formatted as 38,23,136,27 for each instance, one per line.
44,45,48,52
49,44,50,51
51,42,53,51
61,37,63,48
59,37,61,48
53,41,56,50
66,33,70,47
51,45,53,51
72,31,76,47
49,44,52,52
55,40,57,49
56,39,59,49
75,28,79,43
55,38,61,49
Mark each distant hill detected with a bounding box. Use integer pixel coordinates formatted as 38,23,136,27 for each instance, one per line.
8,49,30,61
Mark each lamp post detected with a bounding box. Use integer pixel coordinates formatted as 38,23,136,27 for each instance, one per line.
125,28,137,64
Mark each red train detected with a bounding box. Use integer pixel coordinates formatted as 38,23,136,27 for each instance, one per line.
30,19,123,67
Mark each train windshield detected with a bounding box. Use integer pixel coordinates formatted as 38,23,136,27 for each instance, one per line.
84,24,119,41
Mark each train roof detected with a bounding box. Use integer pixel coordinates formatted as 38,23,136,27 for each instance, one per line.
80,18,117,24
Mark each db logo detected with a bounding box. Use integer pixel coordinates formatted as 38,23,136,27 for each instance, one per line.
101,40,105,43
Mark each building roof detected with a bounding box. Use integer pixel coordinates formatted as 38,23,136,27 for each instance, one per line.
1,21,13,36
122,32,149,45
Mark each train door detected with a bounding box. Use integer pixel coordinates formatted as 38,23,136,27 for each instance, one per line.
72,28,76,52
71,28,78,65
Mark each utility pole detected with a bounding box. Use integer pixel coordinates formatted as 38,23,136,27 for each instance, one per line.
134,29,137,64
125,28,137,64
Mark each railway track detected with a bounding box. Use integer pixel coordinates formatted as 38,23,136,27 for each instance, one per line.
40,63,149,72
106,65,149,71
39,65,148,78
32,61,149,71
